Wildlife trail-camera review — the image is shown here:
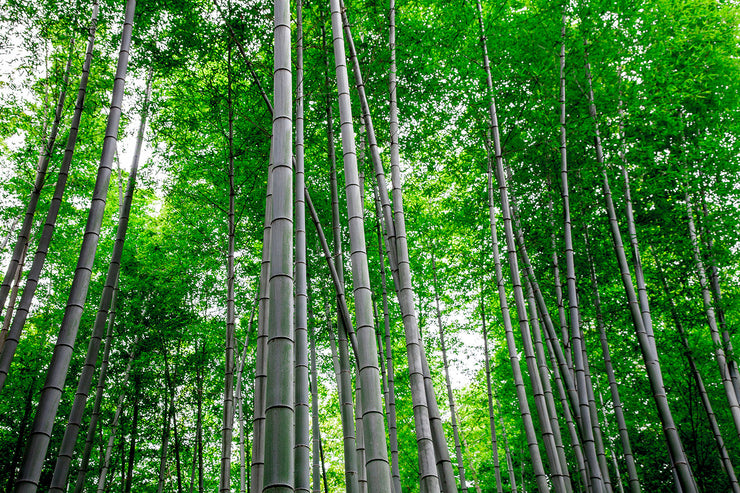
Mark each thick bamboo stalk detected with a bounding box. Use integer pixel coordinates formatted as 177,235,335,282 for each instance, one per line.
13,4,135,490
50,70,152,493
328,0,393,489
0,3,99,385
261,0,295,488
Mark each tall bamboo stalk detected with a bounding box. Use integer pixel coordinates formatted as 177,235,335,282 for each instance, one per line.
584,232,641,493
480,288,503,493
294,2,310,489
14,4,135,490
329,0,393,489
372,186,401,493
432,253,467,491
484,146,547,493
50,70,152,493
0,40,74,317
653,254,740,493
220,37,237,493
0,0,100,385
261,0,294,487
582,34,697,492
685,193,740,439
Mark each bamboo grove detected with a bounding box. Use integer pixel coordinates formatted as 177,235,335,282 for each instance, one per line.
0,0,739,491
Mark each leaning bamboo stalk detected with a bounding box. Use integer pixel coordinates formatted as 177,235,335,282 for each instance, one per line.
0,242,26,353
372,186,402,493
0,1,99,385
13,4,136,490
585,232,641,493
685,193,740,439
328,0,393,489
524,276,572,493
582,34,697,492
484,147,547,493
557,23,606,493
50,69,152,493
480,289,503,493
236,298,257,493
94,340,138,493
432,253,467,491
653,254,740,493
0,40,74,316
699,194,740,399
337,2,440,489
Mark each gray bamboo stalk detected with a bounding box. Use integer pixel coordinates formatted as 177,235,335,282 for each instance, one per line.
699,196,740,399
483,145,547,493
326,305,359,493
304,189,359,359
262,0,294,489
579,323,613,493
372,186,402,493
653,253,740,493
685,193,740,438
237,300,258,493
542,312,588,493
524,277,572,493
329,1,392,490
556,11,573,378
480,290,503,493
496,395,518,493
557,23,606,493
13,3,135,490
0,1,100,385
0,40,74,317
71,284,120,493
416,334,457,493
311,310,321,493
295,2,310,488
618,111,656,359
95,340,138,493
1,216,19,253
0,242,26,353
598,392,625,493
432,253,467,491
321,32,363,487
585,234,641,493
221,39,237,493
356,379,368,493
338,5,446,486
50,70,151,493
582,35,697,492
250,44,275,493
